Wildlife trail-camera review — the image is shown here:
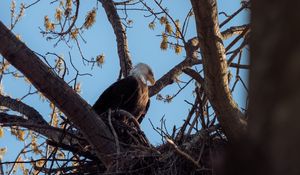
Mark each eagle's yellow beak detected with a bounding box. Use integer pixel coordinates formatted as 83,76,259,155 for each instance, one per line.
148,75,156,85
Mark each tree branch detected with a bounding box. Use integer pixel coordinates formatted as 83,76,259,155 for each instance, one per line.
0,21,116,167
190,0,247,141
149,36,200,97
0,95,48,125
221,24,249,40
99,0,132,77
0,94,91,153
0,113,85,146
182,68,204,86
149,57,200,97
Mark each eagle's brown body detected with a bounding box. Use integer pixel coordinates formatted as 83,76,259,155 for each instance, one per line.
93,63,154,123
92,76,150,123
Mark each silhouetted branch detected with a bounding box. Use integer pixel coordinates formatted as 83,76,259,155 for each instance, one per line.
0,94,48,125
0,113,85,147
0,21,116,167
219,2,249,28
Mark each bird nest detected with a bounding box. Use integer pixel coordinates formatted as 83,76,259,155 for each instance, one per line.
41,110,227,174
96,110,227,175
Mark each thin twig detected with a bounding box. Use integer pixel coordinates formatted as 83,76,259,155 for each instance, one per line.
225,26,249,52
219,2,248,28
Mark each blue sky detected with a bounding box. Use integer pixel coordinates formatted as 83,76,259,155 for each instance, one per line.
0,0,249,169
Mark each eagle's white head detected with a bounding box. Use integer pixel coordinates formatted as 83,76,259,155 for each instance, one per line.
130,63,155,85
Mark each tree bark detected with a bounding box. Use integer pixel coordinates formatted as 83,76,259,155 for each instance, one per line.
226,0,300,174
190,0,247,141
99,0,132,77
0,95,86,147
0,21,116,168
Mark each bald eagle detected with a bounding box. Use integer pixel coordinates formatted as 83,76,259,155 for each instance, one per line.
92,63,155,123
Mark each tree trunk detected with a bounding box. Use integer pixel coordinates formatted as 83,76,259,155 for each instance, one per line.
190,0,247,142
226,1,300,174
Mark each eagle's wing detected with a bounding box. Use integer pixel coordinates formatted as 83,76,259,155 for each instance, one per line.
138,99,150,123
92,76,139,117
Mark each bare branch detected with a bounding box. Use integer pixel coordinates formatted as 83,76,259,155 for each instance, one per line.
227,37,249,65
221,24,249,40
0,21,116,167
149,58,200,97
175,98,197,142
219,2,249,28
230,63,250,69
182,68,204,85
149,36,200,97
99,0,132,77
0,113,84,147
57,0,80,36
0,94,48,125
225,26,249,52
114,0,136,6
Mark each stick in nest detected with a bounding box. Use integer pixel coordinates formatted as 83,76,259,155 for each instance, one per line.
165,137,201,169
108,109,120,172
